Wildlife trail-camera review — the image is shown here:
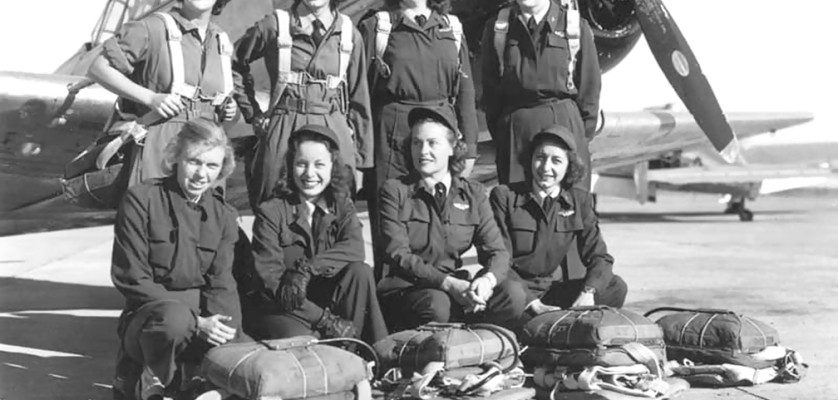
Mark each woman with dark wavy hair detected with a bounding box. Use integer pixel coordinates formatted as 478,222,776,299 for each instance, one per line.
242,125,387,344
489,125,627,324
88,0,237,189
111,118,243,400
358,0,479,280
232,0,373,209
377,106,524,330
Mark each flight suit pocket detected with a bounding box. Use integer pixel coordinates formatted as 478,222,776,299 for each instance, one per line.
545,33,570,82
509,218,538,256
449,207,478,251
148,231,176,282
401,203,431,251
554,213,583,232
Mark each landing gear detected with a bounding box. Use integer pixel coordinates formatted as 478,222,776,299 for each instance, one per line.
724,197,754,222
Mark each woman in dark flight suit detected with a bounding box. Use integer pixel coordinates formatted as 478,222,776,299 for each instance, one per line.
111,118,242,400
357,0,479,278
377,106,524,330
489,125,626,320
243,125,387,344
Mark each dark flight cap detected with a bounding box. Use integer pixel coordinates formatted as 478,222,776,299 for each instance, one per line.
290,124,341,150
408,106,462,139
531,125,577,152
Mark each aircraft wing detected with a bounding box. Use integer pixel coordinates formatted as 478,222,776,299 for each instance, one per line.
589,110,813,171
646,164,835,186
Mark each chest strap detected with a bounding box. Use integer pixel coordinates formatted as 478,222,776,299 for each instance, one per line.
154,12,232,105
270,9,353,112
493,0,580,91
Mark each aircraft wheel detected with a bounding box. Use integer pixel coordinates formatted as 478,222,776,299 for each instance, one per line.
738,209,754,222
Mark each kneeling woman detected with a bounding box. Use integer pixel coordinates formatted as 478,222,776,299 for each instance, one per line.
489,125,627,319
244,125,387,344
111,119,242,400
378,107,522,330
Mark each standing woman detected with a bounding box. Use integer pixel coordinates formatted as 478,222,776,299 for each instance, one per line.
489,125,626,322
232,0,373,208
111,119,242,400
243,125,388,344
88,0,237,187
378,106,524,330
358,0,479,278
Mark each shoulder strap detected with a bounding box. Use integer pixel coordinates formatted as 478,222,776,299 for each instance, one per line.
493,7,511,78
560,0,581,91
215,31,234,105
374,11,392,62
155,12,198,98
269,9,293,113
446,14,463,54
336,13,354,83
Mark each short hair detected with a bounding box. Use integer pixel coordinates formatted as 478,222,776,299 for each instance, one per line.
406,117,469,176
162,118,236,182
526,135,586,189
273,131,353,203
384,0,451,14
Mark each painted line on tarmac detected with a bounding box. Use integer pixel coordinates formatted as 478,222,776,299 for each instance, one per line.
0,343,86,358
3,362,28,369
48,373,68,380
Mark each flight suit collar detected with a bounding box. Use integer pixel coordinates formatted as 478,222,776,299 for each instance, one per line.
408,173,463,199
512,181,575,220
163,174,221,210
512,1,563,34
394,9,446,31
170,7,221,40
290,5,342,36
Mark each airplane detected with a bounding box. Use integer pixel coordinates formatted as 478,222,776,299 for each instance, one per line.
0,0,814,235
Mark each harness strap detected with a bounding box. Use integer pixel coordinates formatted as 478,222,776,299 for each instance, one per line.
215,31,234,105
337,13,353,83
493,8,510,78
374,11,391,63
445,14,463,54
269,9,293,112
154,12,198,99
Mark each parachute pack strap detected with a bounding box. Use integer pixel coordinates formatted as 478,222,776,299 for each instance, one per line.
269,9,293,113
446,14,463,55
493,8,511,78
337,13,353,82
215,31,234,105
374,11,391,63
154,12,196,98
560,0,581,91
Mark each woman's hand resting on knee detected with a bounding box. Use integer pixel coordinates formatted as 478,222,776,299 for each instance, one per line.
197,314,236,346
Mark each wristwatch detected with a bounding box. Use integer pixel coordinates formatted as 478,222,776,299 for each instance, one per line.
582,286,597,295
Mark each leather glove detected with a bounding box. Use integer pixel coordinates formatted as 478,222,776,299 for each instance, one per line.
277,258,312,312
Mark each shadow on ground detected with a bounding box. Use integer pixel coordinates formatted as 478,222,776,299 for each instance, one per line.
0,278,122,400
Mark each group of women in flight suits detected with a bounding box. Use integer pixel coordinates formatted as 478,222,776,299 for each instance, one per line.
90,0,627,399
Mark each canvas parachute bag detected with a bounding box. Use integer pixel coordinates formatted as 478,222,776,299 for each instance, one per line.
373,322,531,398
201,336,379,400
645,307,808,387
62,11,233,209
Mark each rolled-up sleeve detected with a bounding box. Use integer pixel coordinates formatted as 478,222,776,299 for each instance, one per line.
347,28,374,169
472,185,510,282
577,193,614,293
250,201,288,295
111,189,170,305
102,20,151,76
202,210,242,331
380,181,449,288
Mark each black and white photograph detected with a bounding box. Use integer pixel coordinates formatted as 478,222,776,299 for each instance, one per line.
0,0,835,399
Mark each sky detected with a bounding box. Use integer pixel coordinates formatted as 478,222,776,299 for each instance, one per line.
0,0,835,143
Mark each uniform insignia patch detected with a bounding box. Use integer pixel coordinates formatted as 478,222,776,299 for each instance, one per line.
453,202,470,210
558,209,575,217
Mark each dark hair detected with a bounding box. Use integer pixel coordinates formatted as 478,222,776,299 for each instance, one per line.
273,131,352,205
294,0,345,11
406,117,469,176
163,118,236,181
526,135,586,189
384,0,451,14
177,0,232,16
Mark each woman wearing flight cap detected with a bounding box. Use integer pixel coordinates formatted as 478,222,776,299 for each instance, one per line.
489,125,626,323
357,0,480,279
232,0,373,209
111,118,242,400
241,124,387,344
377,106,523,330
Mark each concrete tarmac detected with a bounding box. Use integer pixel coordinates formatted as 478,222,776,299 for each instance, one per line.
1,191,836,399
